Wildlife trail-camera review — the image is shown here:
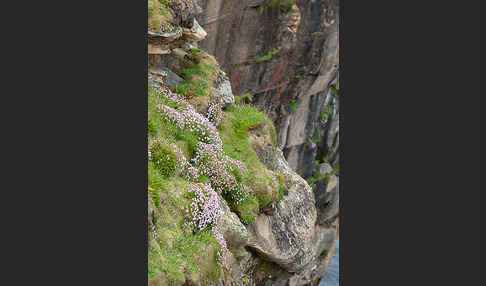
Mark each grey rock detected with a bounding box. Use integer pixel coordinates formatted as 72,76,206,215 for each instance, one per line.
247,148,318,273
316,175,339,225
149,67,184,89
148,27,183,42
172,48,188,59
318,163,333,175
182,19,208,42
217,194,249,249
212,71,234,108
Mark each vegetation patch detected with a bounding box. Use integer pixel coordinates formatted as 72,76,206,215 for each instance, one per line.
150,141,177,177
319,105,333,123
220,105,278,215
306,171,332,188
255,47,281,63
171,48,221,112
148,50,283,282
148,0,174,33
289,98,301,113
235,92,254,105
148,87,223,284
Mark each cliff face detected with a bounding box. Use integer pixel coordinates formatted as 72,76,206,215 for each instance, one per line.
196,0,339,178
147,1,339,285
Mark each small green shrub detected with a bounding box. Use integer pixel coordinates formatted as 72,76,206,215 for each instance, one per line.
321,249,328,256
277,178,285,202
174,78,209,98
306,171,331,187
320,105,333,121
180,66,208,79
149,186,161,207
148,6,154,18
235,92,253,105
242,275,250,284
228,105,267,135
322,154,329,163
289,98,301,113
330,80,339,95
255,47,281,63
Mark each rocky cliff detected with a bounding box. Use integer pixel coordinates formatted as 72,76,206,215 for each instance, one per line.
147,1,339,285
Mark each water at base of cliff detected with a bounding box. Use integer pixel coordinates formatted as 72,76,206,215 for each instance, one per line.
318,238,339,286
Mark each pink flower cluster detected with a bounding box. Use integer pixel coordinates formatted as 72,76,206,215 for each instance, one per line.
226,156,248,173
155,84,185,106
157,104,185,129
192,142,247,204
187,183,222,230
186,183,228,269
156,101,221,148
207,100,223,127
169,143,199,181
182,104,222,147
212,226,228,269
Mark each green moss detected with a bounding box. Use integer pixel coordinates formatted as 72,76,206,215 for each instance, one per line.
289,98,301,113
242,275,250,284
151,18,160,28
275,171,286,202
150,141,176,177
172,49,220,101
218,105,279,220
148,176,222,284
319,105,332,122
235,92,253,105
235,194,259,224
148,6,154,18
322,154,329,163
255,47,281,63
148,119,157,136
268,0,278,7
180,65,208,79
148,0,174,32
306,171,331,187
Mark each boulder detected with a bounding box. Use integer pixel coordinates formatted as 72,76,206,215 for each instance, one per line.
217,194,249,249
247,149,318,272
182,19,207,42
212,71,234,108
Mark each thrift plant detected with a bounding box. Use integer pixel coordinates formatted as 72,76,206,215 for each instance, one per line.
186,183,228,268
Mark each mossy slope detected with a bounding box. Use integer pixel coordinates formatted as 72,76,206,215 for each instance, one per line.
148,48,283,285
